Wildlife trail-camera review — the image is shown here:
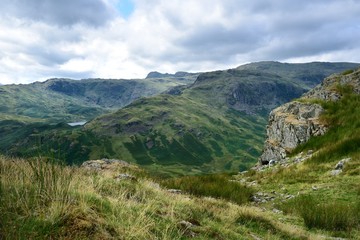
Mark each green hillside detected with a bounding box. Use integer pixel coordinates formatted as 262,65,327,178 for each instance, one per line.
4,62,359,176
0,74,197,154
0,74,197,122
1,67,359,239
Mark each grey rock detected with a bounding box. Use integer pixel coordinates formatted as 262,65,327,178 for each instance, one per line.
178,220,197,237
259,68,360,165
335,158,351,170
167,189,182,194
331,170,342,176
285,195,295,199
249,233,262,240
82,159,130,170
178,220,193,228
269,159,277,166
272,208,283,214
114,173,136,181
260,102,326,164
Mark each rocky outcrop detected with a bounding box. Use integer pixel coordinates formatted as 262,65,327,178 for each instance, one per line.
259,102,326,164
259,67,360,164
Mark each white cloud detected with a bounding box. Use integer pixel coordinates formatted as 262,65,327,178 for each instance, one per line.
0,0,360,84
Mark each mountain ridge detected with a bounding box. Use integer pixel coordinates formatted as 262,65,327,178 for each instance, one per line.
1,64,360,239
4,61,359,176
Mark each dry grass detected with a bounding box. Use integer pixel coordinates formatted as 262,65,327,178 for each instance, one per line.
0,155,332,239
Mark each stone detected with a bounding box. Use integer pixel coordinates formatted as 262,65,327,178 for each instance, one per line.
272,208,283,214
285,195,295,199
331,170,342,176
167,189,182,194
114,173,136,181
335,158,351,170
82,159,130,170
178,220,193,229
250,233,262,240
269,159,277,166
178,220,197,238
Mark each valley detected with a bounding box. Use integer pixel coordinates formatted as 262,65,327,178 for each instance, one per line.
1,61,358,176
1,65,360,239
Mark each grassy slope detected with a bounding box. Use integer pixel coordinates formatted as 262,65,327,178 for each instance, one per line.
0,156,328,240
233,71,360,238
0,75,197,123
4,62,360,176
1,68,360,239
0,75,197,158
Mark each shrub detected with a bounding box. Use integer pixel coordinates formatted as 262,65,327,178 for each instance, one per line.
282,195,359,231
161,173,253,205
341,69,354,75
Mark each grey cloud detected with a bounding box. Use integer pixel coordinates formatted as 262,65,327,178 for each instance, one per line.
27,46,77,66
175,24,266,62
145,0,360,66
1,0,116,26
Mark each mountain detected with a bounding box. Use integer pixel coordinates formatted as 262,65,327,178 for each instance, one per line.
0,74,198,153
5,61,359,176
146,71,197,79
1,67,359,239
0,74,198,123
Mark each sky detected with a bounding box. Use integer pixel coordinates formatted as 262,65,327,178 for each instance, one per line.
0,0,360,84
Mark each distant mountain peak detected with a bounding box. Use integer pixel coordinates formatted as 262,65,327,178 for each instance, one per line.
146,71,172,79
146,71,195,79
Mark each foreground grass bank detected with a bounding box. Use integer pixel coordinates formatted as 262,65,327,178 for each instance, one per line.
1,156,329,239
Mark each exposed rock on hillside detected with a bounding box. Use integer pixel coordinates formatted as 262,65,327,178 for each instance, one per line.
260,68,360,164
260,102,326,164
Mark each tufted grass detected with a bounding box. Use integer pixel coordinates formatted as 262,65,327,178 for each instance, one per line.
160,173,254,205
281,195,360,231
0,155,323,239
292,85,360,165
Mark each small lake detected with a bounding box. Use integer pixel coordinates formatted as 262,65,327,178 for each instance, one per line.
67,121,87,127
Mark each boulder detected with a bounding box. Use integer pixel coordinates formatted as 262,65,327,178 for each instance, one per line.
81,159,130,170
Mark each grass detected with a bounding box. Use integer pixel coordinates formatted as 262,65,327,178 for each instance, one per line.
160,173,254,205
3,63,358,176
9,93,267,176
281,195,360,231
236,80,360,236
0,155,326,239
292,85,360,165
0,157,74,238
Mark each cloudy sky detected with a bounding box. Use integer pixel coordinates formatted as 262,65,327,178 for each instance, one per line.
0,0,360,84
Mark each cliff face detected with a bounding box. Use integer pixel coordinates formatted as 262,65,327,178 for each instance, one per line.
259,68,360,164
259,102,326,164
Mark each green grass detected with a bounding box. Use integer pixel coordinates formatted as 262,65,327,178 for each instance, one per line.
281,195,360,231
2,62,359,176
161,173,254,205
1,156,322,239
0,157,74,239
293,86,360,165
7,93,267,175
